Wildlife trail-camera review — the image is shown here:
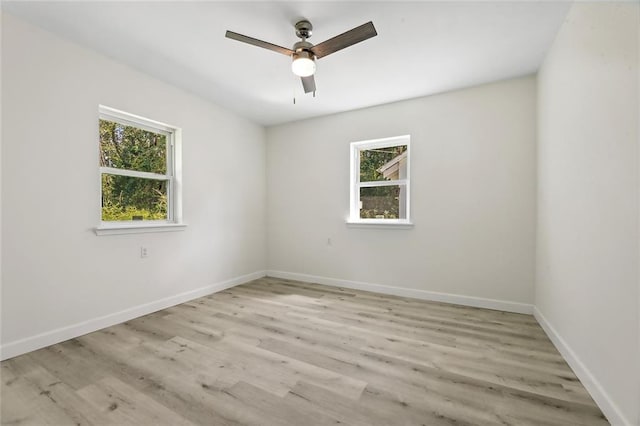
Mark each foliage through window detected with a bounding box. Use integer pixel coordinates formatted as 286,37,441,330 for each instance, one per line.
350,136,410,223
99,106,179,224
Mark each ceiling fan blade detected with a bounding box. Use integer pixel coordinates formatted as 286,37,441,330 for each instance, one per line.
225,30,294,56
310,21,377,59
301,75,316,93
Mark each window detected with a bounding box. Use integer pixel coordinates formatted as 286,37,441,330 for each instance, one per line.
96,106,183,235
349,135,411,226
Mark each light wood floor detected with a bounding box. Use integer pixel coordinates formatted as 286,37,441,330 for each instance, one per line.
1,277,607,425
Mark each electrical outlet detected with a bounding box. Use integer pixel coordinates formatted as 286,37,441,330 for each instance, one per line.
140,247,148,258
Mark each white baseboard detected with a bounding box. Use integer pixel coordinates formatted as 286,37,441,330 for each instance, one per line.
0,270,266,361
266,270,533,315
533,307,631,426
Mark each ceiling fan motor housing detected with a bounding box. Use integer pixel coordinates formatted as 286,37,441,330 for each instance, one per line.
293,40,314,57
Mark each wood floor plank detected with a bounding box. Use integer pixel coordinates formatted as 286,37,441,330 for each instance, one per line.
77,376,195,425
2,360,104,425
1,277,608,425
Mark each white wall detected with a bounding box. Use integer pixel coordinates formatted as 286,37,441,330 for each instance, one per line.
0,7,4,348
536,3,639,425
267,76,537,311
0,14,266,358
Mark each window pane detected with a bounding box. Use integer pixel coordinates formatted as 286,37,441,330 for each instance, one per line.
101,174,168,221
99,119,167,174
359,185,407,219
359,145,407,182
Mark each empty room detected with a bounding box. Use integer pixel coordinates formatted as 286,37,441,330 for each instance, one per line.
1,1,638,425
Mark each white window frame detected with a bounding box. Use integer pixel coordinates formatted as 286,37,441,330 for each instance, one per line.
95,105,185,236
348,135,413,228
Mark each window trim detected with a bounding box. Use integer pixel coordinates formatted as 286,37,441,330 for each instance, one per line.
95,105,184,235
348,135,413,226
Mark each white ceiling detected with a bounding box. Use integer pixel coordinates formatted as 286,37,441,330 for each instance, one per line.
2,1,570,126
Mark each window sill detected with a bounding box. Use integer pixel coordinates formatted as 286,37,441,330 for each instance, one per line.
346,220,414,229
95,222,187,236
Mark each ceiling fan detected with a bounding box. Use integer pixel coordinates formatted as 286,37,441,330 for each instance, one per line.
225,20,377,94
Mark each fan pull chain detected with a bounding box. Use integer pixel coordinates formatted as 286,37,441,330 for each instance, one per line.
293,73,297,104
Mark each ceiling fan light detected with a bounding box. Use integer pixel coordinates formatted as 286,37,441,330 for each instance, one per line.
291,54,316,77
